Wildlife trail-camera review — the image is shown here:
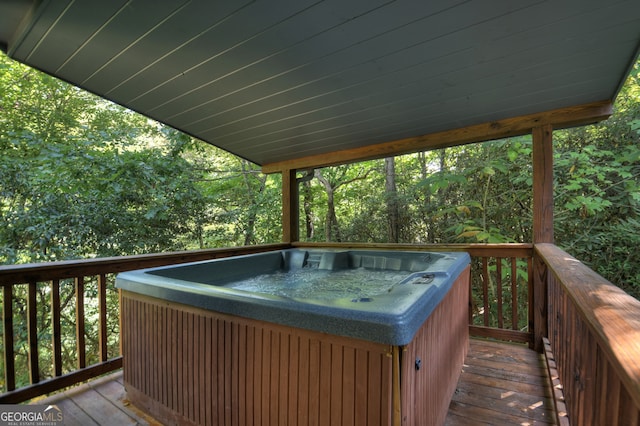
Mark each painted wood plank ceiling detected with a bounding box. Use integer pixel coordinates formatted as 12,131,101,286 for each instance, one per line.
2,0,640,166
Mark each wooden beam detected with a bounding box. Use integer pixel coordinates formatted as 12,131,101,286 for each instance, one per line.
532,124,554,243
532,124,554,352
262,100,612,173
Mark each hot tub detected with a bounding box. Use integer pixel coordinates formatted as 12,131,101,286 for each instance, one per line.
117,248,470,425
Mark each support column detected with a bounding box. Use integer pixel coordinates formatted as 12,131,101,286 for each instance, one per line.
533,124,554,243
282,168,299,243
532,124,553,351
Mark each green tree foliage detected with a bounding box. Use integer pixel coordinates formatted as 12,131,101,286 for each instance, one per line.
187,147,282,247
0,53,282,262
0,53,281,388
303,138,534,245
0,54,209,263
553,62,640,298
1,51,638,390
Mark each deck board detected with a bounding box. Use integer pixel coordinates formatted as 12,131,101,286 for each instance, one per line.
445,339,557,425
29,338,557,425
33,371,160,426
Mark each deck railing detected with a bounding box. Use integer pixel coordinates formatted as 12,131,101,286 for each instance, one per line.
0,242,534,403
465,245,534,344
9,240,638,419
0,244,288,403
536,243,640,425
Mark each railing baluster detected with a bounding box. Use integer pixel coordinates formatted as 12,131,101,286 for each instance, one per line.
27,282,40,384
482,257,489,327
75,277,86,369
2,285,15,391
98,274,108,362
0,243,286,403
527,256,534,337
510,258,518,330
468,272,473,325
51,279,62,377
496,258,503,329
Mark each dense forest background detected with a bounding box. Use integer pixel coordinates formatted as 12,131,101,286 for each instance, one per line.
1,51,639,390
1,52,639,301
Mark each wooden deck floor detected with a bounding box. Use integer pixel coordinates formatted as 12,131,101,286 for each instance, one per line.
446,339,558,425
31,339,557,425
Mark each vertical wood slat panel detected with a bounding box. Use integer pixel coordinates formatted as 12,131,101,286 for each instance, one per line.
400,266,470,426
307,338,320,424
191,311,198,424
233,321,241,426
287,335,300,426
319,340,332,425
245,324,254,426
121,292,395,426
147,303,154,402
566,286,576,422
201,316,208,426
584,323,597,425
203,315,212,426
188,310,196,423
27,282,39,384
229,322,236,426
177,309,184,416
330,343,343,426
75,277,86,369
547,273,640,425
297,335,310,426
142,301,149,397
267,330,277,425
51,279,62,377
367,348,382,424
277,333,289,426
380,349,392,424
260,328,270,425
154,304,161,403
354,349,369,426
252,326,262,426
342,346,356,425
162,305,169,409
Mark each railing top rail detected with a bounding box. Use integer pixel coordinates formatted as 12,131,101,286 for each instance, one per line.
292,242,534,258
535,243,640,409
0,242,534,285
0,243,290,285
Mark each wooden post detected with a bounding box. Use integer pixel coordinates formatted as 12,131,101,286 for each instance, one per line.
532,124,553,352
282,168,299,243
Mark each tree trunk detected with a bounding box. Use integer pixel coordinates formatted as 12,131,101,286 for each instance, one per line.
417,151,435,243
314,170,341,242
302,180,314,239
241,160,266,245
385,157,399,243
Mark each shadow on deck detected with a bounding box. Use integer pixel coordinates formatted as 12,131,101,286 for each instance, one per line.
31,339,557,425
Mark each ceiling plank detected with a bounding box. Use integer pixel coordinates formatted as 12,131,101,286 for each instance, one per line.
261,100,613,174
